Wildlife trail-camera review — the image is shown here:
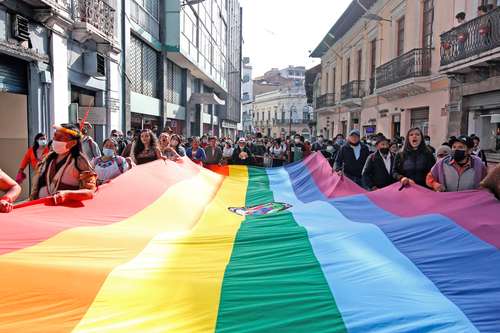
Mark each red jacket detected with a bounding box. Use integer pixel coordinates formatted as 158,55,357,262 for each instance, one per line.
19,147,49,170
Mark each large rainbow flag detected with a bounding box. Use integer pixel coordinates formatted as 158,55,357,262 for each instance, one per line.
0,153,499,333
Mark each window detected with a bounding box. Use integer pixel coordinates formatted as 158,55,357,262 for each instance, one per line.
397,16,405,56
129,34,158,98
410,107,430,136
357,49,362,82
346,57,351,83
370,39,377,78
167,60,183,105
332,67,336,94
422,0,434,51
134,0,159,20
325,72,329,93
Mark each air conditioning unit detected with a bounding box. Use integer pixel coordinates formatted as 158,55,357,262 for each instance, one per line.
83,52,106,77
12,14,29,41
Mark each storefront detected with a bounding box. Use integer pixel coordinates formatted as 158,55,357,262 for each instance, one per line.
466,91,500,153
130,91,162,134
165,118,185,135
131,113,161,133
0,54,29,199
221,120,238,139
363,124,376,137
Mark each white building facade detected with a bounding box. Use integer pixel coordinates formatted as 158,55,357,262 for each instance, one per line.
253,88,311,139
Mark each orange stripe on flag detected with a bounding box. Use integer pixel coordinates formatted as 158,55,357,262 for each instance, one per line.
0,168,223,333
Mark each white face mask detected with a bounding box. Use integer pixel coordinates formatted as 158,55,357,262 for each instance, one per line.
37,139,47,146
102,148,115,157
326,145,334,152
52,140,70,155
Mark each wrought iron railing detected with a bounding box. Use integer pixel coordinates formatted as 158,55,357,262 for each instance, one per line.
375,48,431,89
274,119,310,125
440,7,500,66
73,0,115,37
315,93,335,109
341,80,365,100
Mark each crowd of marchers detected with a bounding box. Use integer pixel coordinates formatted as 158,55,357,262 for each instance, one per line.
1,123,499,213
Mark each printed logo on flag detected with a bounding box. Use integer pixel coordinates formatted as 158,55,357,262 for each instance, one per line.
228,202,292,216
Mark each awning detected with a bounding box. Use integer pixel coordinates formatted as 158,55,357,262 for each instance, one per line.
189,93,225,105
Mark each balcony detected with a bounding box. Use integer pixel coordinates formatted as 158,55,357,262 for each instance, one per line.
375,48,432,100
440,7,500,73
72,0,115,45
275,119,310,125
315,93,336,109
340,80,365,107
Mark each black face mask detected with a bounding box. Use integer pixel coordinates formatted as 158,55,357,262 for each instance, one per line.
452,149,467,162
379,148,390,155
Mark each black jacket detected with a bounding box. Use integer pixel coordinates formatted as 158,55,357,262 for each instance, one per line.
312,142,326,152
231,146,255,165
393,148,436,187
334,143,371,179
473,149,488,167
362,152,396,189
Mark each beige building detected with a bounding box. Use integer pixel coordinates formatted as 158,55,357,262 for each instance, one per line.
253,88,312,139
311,0,499,151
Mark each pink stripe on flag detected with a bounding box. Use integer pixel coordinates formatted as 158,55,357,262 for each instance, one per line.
302,153,366,198
303,153,500,249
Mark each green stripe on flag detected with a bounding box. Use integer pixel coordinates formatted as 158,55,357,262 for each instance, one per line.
215,167,347,333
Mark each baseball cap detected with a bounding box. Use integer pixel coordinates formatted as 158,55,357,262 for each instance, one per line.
449,135,474,149
375,135,389,145
349,129,360,137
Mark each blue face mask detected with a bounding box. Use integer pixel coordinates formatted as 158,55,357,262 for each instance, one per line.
102,148,115,157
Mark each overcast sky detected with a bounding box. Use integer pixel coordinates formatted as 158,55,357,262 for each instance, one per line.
239,0,352,77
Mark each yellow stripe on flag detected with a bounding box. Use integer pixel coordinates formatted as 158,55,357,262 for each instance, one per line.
0,169,222,333
73,166,248,333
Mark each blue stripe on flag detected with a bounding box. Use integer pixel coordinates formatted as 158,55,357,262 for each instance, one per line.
267,167,478,333
284,161,500,333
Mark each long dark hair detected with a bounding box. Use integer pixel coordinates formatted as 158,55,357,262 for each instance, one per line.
32,133,46,159
133,129,158,156
402,127,431,156
170,134,183,154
